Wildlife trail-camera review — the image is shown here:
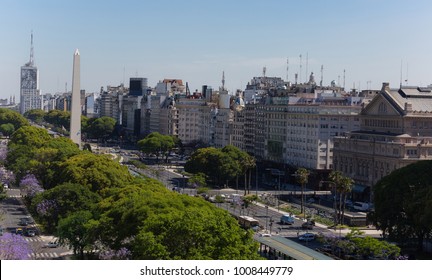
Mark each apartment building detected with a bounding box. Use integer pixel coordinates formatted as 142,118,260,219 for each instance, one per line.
232,84,364,170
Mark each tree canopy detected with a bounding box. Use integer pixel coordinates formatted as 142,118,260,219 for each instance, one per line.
0,108,29,129
373,160,432,251
95,181,261,260
137,132,176,162
84,117,116,140
53,153,133,195
24,109,46,124
185,145,255,188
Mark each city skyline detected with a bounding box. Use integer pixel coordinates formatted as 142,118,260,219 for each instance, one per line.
1,0,432,100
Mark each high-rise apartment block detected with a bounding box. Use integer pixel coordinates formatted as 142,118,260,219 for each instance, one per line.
20,33,42,114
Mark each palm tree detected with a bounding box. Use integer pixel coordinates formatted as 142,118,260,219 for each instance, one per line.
244,155,256,195
340,176,354,224
295,167,310,214
329,171,354,225
329,171,343,225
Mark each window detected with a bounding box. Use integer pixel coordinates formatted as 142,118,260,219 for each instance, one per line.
378,102,388,114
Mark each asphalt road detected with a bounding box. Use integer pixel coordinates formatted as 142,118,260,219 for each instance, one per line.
1,188,72,259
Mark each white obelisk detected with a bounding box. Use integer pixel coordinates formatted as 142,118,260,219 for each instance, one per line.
70,49,81,147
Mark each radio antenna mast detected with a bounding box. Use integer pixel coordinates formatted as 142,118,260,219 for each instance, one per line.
299,54,302,84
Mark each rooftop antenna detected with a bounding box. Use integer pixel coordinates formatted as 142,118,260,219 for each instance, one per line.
305,52,308,83
286,58,289,82
405,63,409,85
320,65,323,86
299,54,302,84
400,59,403,88
30,31,34,66
222,71,225,90
343,69,346,89
338,75,340,87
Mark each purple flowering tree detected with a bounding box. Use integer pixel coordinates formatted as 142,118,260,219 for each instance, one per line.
0,168,15,187
0,147,7,162
99,247,131,260
36,199,58,216
0,233,33,260
20,173,44,198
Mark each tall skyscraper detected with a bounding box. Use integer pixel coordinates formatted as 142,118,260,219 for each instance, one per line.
20,32,41,114
70,49,81,147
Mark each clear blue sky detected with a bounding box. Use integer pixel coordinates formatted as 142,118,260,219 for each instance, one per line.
1,0,431,100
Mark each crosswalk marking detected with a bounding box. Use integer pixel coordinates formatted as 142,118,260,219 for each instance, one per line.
23,237,43,242
28,252,59,259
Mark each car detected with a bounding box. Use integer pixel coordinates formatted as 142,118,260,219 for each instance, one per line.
259,233,272,237
45,241,59,248
280,214,294,225
26,229,36,237
15,228,24,235
19,220,29,226
298,233,315,241
301,221,314,230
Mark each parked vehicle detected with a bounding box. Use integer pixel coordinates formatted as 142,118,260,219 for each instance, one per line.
45,241,59,248
353,202,369,211
280,214,294,225
15,228,24,235
298,233,315,241
26,229,36,237
301,221,314,230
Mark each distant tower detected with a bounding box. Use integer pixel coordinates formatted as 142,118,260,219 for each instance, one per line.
20,32,41,114
320,65,324,87
343,69,346,89
221,71,226,91
305,52,308,83
286,58,289,82
70,49,81,147
299,54,302,84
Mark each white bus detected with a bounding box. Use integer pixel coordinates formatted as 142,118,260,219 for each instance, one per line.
238,216,260,230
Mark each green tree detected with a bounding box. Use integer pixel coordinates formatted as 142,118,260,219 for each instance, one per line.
0,123,15,137
339,176,354,224
295,167,309,214
185,147,238,186
57,210,97,259
137,132,175,162
24,109,46,124
188,172,207,189
86,116,116,141
6,126,52,182
54,153,133,195
0,108,29,129
95,182,261,260
373,160,432,251
44,110,70,129
30,182,101,232
9,125,51,147
221,145,246,191
329,171,354,225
